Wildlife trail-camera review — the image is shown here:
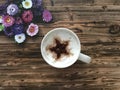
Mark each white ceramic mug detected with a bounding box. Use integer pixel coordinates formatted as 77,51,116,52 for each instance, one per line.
41,28,91,68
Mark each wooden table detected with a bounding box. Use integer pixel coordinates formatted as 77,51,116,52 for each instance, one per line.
0,0,120,90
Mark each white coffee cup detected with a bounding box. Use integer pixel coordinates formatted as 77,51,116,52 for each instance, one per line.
41,28,91,68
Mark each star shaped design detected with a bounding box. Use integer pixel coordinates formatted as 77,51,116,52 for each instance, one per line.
47,37,71,60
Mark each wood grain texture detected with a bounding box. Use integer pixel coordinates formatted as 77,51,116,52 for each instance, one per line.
0,0,120,90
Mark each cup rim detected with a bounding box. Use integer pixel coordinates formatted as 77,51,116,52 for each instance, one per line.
41,28,81,68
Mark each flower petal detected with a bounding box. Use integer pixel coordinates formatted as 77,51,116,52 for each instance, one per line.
43,10,52,22
12,24,24,35
22,0,33,9
7,4,19,15
26,23,39,37
15,33,26,43
4,27,14,37
22,10,33,23
3,15,15,27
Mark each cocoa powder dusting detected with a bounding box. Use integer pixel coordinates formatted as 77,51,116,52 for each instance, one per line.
46,37,72,60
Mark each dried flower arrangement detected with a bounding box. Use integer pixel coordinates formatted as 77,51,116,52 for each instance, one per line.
0,0,52,43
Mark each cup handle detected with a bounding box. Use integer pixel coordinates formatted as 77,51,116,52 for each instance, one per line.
78,53,91,63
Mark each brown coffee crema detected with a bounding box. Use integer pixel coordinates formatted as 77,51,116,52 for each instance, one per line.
46,37,72,60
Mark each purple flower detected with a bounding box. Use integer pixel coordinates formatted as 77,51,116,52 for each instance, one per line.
2,15,15,27
12,24,24,35
4,27,14,37
7,4,19,15
0,2,8,15
42,10,52,22
15,17,23,24
32,0,43,17
32,0,42,7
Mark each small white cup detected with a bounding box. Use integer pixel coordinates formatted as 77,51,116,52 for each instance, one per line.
41,28,91,68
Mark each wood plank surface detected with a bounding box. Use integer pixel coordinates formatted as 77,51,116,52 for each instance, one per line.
0,0,120,90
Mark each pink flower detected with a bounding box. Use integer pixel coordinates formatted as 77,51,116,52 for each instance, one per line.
22,10,33,23
26,23,39,37
3,15,15,27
